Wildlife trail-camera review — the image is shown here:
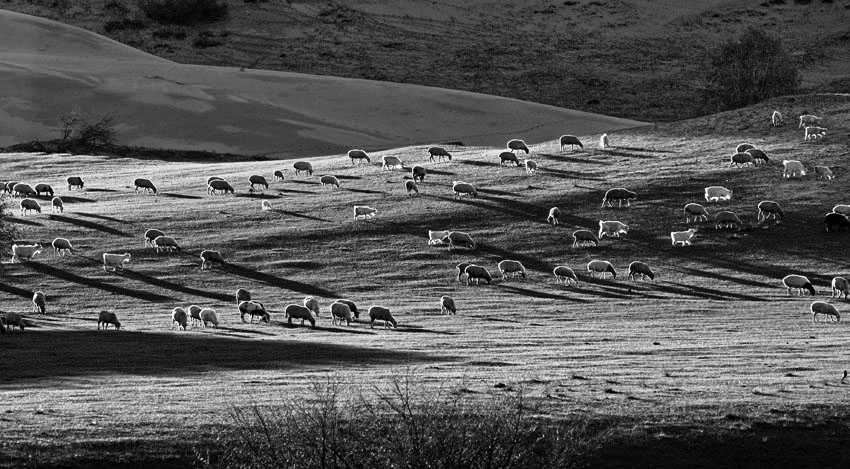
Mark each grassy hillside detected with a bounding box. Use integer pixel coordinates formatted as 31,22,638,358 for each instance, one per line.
1,94,849,466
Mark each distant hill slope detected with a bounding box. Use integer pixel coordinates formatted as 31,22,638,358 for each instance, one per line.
0,10,643,156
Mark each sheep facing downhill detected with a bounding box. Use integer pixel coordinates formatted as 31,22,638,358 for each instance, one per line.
714,211,742,230
440,296,456,315
102,252,131,271
498,260,527,281
320,175,341,190
628,261,655,281
684,203,709,223
428,147,452,162
547,207,560,226
599,133,610,149
814,166,834,180
52,237,73,257
602,188,636,208
498,151,521,167
452,181,477,198
465,264,492,285
11,244,42,263
98,311,121,330
200,250,225,269
348,149,371,165
330,301,353,326
573,229,599,248
671,228,697,246
587,260,616,279
831,277,850,299
368,305,397,329
598,220,629,239
171,307,188,331
353,205,378,220
757,201,783,222
32,291,46,314
239,300,270,323
704,186,732,203
284,304,316,327
811,301,840,323
507,139,529,155
559,135,583,151
405,180,419,196
411,166,427,183
782,274,816,296
52,197,63,213
134,178,157,194
553,265,578,286
333,299,360,319
783,160,806,178
188,305,203,327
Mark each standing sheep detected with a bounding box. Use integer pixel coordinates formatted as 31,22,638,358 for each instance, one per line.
134,178,157,194
51,197,63,213
200,308,219,328
757,201,783,222
771,110,783,127
4,312,25,332
464,264,492,285
19,198,41,216
171,307,188,331
405,180,419,196
831,277,850,299
13,183,37,198
32,291,46,314
811,301,840,323
303,296,320,316
67,176,84,190
381,156,403,170
507,139,529,154
729,152,754,168
330,301,354,326
553,266,578,286
353,205,378,220
239,300,270,323
714,211,742,230
333,299,360,319
782,160,806,178
599,133,610,149
441,231,476,250
428,147,452,162
152,235,181,254
572,229,599,248
455,262,472,282
284,304,316,327
293,161,313,176
746,149,770,165
412,166,426,183
11,244,43,263
98,311,121,330
452,181,477,198
261,200,272,211
671,228,697,246
524,160,538,175
628,261,656,281
559,135,583,151
320,175,341,190
598,220,629,239
814,166,834,180
824,213,850,233
368,306,397,329
440,296,457,315
103,253,131,271
704,186,732,202
274,170,285,182
52,238,73,257
547,207,561,226
35,183,54,197
348,149,371,165
498,260,527,281
587,260,616,279
782,274,816,296
188,305,203,327
200,250,225,269
236,288,251,304
498,151,521,167
208,179,235,195
248,175,269,191
144,229,165,249
684,203,709,223
798,114,821,128
602,188,636,208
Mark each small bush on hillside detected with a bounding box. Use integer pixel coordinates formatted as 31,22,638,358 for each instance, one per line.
137,0,228,25
56,110,117,152
700,27,799,113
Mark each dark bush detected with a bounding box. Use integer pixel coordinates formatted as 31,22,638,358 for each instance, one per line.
192,31,223,48
137,0,228,25
152,27,187,39
56,110,117,152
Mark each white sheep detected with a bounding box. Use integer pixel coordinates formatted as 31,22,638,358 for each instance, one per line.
239,300,270,323
599,133,610,149
602,188,636,208
452,181,477,198
782,274,816,296
524,160,538,175
153,235,181,254
103,253,131,271
735,143,756,154
330,301,353,326
628,261,656,281
11,243,42,262
19,198,41,216
586,260,616,279
51,238,73,257
598,220,629,239
293,161,314,175
498,151,522,167
303,296,320,316
729,152,754,168
671,228,697,246
811,301,840,323
814,166,834,180
405,180,419,196
547,207,560,226
411,166,426,183
757,201,783,222
464,264,492,285
208,179,235,195
798,114,821,128
455,262,472,282
832,205,850,217
771,110,783,127
200,250,225,270
333,299,360,318
320,175,340,189
200,308,219,328
4,312,25,332
704,186,732,202
248,175,269,191
348,149,371,165
507,139,529,154
67,176,84,190
831,277,850,299
274,170,285,181
134,178,157,194
284,304,316,327
428,147,452,162
498,260,527,281
353,205,378,220
684,203,709,223
261,200,272,211
368,305,397,329
714,210,742,230
144,229,165,248
782,160,806,178
381,155,403,170
559,135,583,151
572,229,599,248
553,265,578,286
32,291,46,314
171,307,188,331
441,231,476,250
51,197,63,213
804,126,827,140
428,230,450,246
98,311,121,330
440,296,456,315
188,304,203,327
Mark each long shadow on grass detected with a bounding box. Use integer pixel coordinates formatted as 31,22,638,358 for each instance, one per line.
48,214,133,237
5,216,42,226
57,195,97,203
235,193,279,200
160,193,205,200
76,212,128,223
84,188,118,193
119,270,232,302
0,330,449,381
23,262,175,303
497,283,591,302
0,281,34,299
535,153,614,166
222,263,338,298
277,210,332,222
347,188,387,195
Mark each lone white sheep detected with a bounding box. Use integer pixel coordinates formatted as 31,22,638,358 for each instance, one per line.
831,277,850,299
348,149,371,165
782,160,806,178
684,203,709,223
811,301,840,323
32,291,46,314
353,205,378,220
507,139,529,154
464,264,492,285
200,308,219,328
602,188,636,208
19,198,41,216
814,166,834,180
330,301,354,326
200,250,225,270
440,296,457,315
293,161,313,176
714,211,742,230
428,147,452,162
134,178,157,194
671,228,697,246
547,207,561,226
573,229,599,248
498,260,527,281
52,238,73,257
11,244,42,262
103,253,131,271
320,175,341,190
553,265,578,286
171,307,188,331
587,260,616,279
559,135,583,151
757,201,783,222
782,274,816,296
441,231,476,250
284,304,316,327
771,110,783,127
628,261,656,281
51,197,63,213
452,181,477,198
368,305,397,329
598,220,629,239
381,155,403,170
411,166,426,183
704,186,732,202
98,311,121,330
405,180,419,196
239,300,270,323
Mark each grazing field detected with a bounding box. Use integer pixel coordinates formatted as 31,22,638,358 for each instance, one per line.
1,94,850,466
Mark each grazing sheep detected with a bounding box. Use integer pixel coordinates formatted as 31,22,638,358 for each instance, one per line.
235,288,251,304
405,180,419,196
771,110,783,127
507,139,529,154
602,188,637,208
498,260,527,281
51,197,63,213
729,152,754,168
452,181,477,199
735,143,756,154
200,308,219,328
381,155,403,170
782,274,816,296
348,149,371,165
587,260,616,279
284,304,316,327
804,126,827,141
428,230,450,246
274,170,285,182
684,203,709,223
798,114,821,128
441,231,476,250
171,307,188,331
333,299,360,319
368,305,397,329
547,207,561,226
757,201,783,222
598,220,629,239
19,198,41,216
4,312,25,332
353,205,378,220
628,261,655,281
248,175,269,191
98,311,121,330
32,291,46,314
261,200,272,211
811,301,840,323
814,166,834,180
832,205,850,217
671,228,697,246
440,296,457,315
704,186,732,202
11,244,42,262
188,305,203,327
559,135,584,151
524,159,539,175
103,252,131,271
412,166,426,183
498,151,522,167
152,235,181,253
52,237,73,256
320,175,341,189
13,183,37,198
134,178,157,194
293,161,314,176
34,183,53,197
239,300,270,323
144,229,165,249
464,264,493,285
831,277,850,299
207,176,224,185
573,229,599,248
428,147,452,162
330,301,353,326
553,265,578,286
456,262,472,282
200,250,225,269
714,211,742,230
746,149,769,165
824,212,850,233
599,133,610,149
67,176,84,190
208,179,235,195
3,181,18,195
303,296,320,316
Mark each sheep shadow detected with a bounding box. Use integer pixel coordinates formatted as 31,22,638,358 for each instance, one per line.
335,175,361,180
159,193,205,200
496,283,590,303
277,209,332,222
55,195,97,203
0,281,35,299
119,270,232,302
222,263,339,298
347,188,387,195
535,153,613,166
424,168,456,176
235,192,280,200
613,146,678,154
291,180,319,185
48,214,133,237
457,160,493,168
76,212,128,223
84,188,118,193
4,216,42,226
392,325,459,335
279,188,313,194
538,168,607,181
22,262,175,303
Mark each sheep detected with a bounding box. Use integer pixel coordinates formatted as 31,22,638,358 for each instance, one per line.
598,220,629,239
52,237,73,257
236,288,251,304
13,183,37,198
152,236,181,254
804,126,827,140
171,307,188,331
831,277,850,299
207,176,224,185
498,260,527,281
586,260,616,279
440,296,457,315
757,201,783,222
824,212,850,233
464,264,492,285
782,274,816,296
428,147,452,162
559,135,583,151
51,197,63,213
19,198,41,216
274,170,285,182
200,308,219,328
381,155,403,170
368,305,397,329
188,304,203,327
208,179,235,195
67,176,84,190
134,178,157,194
333,299,360,319
573,229,599,248
735,143,756,154
811,301,840,323
602,188,636,208
455,262,472,282
11,244,42,262
599,133,610,149
4,312,25,332
553,265,578,286
98,311,121,330
320,175,341,189
729,152,754,168
411,166,426,183
798,114,821,128
671,228,697,246
441,231,476,250
239,300,270,323
144,229,165,248
284,304,316,327
452,181,477,199
522,159,538,175
304,296,320,316
348,149,371,165
498,151,521,167
353,205,378,220
405,180,419,196
200,250,225,269
261,200,272,211
746,149,769,165
32,291,46,314
714,211,742,230
814,166,834,180
428,230,450,246
507,139,529,154
684,203,709,223
832,205,850,217
704,186,732,202
248,175,269,191
293,161,314,176
547,207,561,226
628,261,656,281
103,252,131,271
771,110,783,127
330,301,353,326
4,181,18,195
34,183,53,197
